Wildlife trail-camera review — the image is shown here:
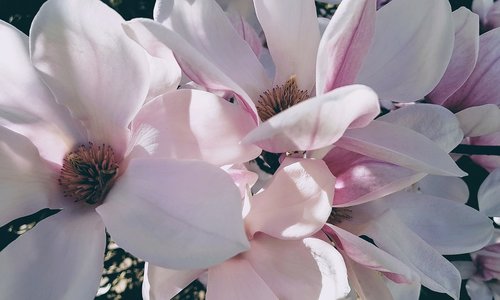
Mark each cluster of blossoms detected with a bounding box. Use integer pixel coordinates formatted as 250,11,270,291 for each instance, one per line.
1,0,499,299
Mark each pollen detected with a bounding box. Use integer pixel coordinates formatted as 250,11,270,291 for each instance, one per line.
58,142,120,205
256,75,310,122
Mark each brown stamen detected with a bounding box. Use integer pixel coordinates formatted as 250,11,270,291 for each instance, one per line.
257,76,310,122
58,142,119,205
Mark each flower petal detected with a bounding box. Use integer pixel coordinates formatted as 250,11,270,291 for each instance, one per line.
316,0,376,94
142,263,203,300
417,175,469,204
466,278,493,300
356,0,454,102
145,52,182,103
226,11,262,58
473,0,494,21
243,84,379,153
478,168,500,217
254,0,319,91
245,158,334,239
130,89,260,165
96,158,249,269
0,208,105,299
0,126,56,225
470,131,500,172
154,0,270,104
336,120,467,176
427,8,479,105
446,27,500,110
456,104,500,137
381,192,493,254
30,0,150,154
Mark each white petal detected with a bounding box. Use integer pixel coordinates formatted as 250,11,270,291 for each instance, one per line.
142,263,202,300
478,168,500,217
417,175,469,204
466,278,493,300
456,104,500,137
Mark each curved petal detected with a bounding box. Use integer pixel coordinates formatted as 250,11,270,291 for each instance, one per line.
478,168,500,217
473,0,494,21
130,89,260,165
377,104,463,152
0,126,56,225
242,235,350,300
154,0,270,104
142,263,202,300
486,1,500,29
456,104,500,137
356,0,454,102
0,208,105,300
30,0,150,155
97,158,249,270
446,27,500,110
123,18,261,122
427,8,480,105
245,158,334,239
470,131,500,172
243,84,379,153
145,53,182,103
466,278,493,300
0,21,84,163
381,192,494,255
336,120,466,176
254,0,319,91
451,261,476,279
417,175,469,204
316,0,376,94
226,11,262,58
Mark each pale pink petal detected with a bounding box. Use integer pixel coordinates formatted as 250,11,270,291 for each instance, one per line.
0,21,84,163
324,224,417,283
0,126,57,225
130,89,260,165
377,104,463,152
0,208,105,299
472,0,494,22
470,131,500,172
123,19,260,121
417,175,469,204
145,53,182,103
243,84,379,153
344,258,396,300
245,158,334,239
478,168,500,217
227,12,262,58
206,258,278,300
466,278,493,300
381,192,493,254
446,28,500,110
486,1,500,29
427,8,479,105
254,0,319,91
316,0,376,94
356,0,454,102
456,104,500,137
361,211,462,299
142,263,203,300
96,158,249,269
243,234,350,299
337,120,466,176
30,0,150,155
451,261,476,279
154,0,270,103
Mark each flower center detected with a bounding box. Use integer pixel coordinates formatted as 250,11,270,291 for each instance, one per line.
58,142,120,205
328,208,352,225
256,75,310,122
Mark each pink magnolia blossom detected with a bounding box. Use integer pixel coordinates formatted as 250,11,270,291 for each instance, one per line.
142,158,351,300
0,0,262,298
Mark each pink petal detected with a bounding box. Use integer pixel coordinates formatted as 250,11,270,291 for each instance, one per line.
254,0,319,91
336,120,467,176
154,0,270,105
243,84,379,153
473,0,494,21
245,158,334,239
324,224,417,284
456,104,500,137
427,8,479,106
417,175,469,204
130,89,260,165
242,234,350,299
0,126,56,225
145,52,182,103
470,131,500,172
446,27,500,110
344,258,398,300
466,278,493,300
206,258,278,300
356,0,454,102
226,11,262,58
0,208,105,299
485,1,500,29
478,168,500,217
142,263,203,300
316,0,376,94
377,103,463,152
96,158,249,269
0,21,85,163
30,0,150,155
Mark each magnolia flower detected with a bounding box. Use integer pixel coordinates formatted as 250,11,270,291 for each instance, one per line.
142,159,351,300
473,0,500,30
0,0,261,298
